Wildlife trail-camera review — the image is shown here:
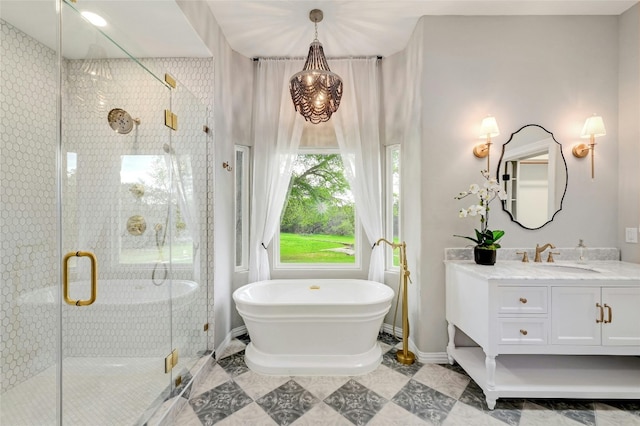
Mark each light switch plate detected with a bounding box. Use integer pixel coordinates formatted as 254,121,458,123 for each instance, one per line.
625,227,638,243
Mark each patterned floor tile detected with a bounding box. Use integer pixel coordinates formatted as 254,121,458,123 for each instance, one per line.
324,379,388,426
412,364,471,400
529,399,595,426
292,375,351,400
217,350,250,377
234,369,292,400
382,349,423,377
236,333,252,345
519,401,585,426
216,340,247,360
290,401,353,426
439,362,469,377
367,400,432,425
172,403,210,426
191,364,233,398
458,379,524,425
392,379,457,426
599,399,640,417
594,402,640,426
189,381,253,425
255,379,320,426
442,401,507,426
175,336,640,426
215,402,279,426
353,364,411,400
379,341,394,354
377,332,401,347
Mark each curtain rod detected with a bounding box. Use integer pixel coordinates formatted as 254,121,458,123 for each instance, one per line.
252,56,383,61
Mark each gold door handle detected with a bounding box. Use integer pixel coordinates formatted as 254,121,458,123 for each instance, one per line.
604,303,612,324
63,251,98,306
596,302,604,323
519,329,528,336
519,297,527,304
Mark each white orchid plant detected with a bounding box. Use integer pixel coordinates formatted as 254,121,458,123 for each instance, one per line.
454,170,508,250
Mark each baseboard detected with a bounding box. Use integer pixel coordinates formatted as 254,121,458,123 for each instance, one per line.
380,323,449,364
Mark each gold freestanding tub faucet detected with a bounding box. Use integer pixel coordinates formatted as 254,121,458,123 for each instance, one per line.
376,238,415,365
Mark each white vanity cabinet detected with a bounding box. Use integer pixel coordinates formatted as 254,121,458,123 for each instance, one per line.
552,286,640,346
445,261,640,409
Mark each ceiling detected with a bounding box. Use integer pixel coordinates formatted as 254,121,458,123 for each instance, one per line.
207,0,639,58
0,1,637,60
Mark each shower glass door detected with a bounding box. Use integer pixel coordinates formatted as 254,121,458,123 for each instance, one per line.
167,78,210,382
60,2,173,424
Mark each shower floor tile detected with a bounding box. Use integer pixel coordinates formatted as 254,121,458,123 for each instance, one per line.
1,357,171,426
175,334,640,426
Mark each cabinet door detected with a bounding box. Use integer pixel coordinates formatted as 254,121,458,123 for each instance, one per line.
551,287,601,345
601,287,640,346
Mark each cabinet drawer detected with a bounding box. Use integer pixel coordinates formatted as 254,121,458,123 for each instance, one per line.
498,286,547,314
499,319,547,344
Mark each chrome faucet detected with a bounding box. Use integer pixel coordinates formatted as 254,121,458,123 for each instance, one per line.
534,243,555,262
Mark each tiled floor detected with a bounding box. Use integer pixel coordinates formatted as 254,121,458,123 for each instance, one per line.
0,357,185,426
174,333,640,426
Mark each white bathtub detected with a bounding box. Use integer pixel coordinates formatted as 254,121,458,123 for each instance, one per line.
18,279,199,357
233,279,394,375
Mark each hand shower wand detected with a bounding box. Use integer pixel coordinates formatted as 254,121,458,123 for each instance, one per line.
376,238,415,365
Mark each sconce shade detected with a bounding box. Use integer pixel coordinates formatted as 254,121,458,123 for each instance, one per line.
479,116,500,138
580,115,606,138
289,9,343,124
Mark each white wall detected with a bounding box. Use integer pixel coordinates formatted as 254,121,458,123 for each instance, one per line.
177,1,254,350
618,4,640,263
385,14,628,354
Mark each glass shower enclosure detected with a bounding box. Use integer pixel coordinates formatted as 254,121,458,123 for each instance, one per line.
1,1,210,424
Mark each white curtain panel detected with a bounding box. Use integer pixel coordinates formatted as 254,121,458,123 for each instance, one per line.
332,58,385,283
248,59,305,282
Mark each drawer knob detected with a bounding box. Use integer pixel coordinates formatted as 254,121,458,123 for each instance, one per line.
519,297,528,304
520,329,528,336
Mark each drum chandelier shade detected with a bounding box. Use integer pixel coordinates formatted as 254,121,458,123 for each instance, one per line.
289,9,343,124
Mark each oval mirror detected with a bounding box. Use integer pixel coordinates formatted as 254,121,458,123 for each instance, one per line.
496,124,567,230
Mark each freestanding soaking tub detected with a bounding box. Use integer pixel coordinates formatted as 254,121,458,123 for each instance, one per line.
233,279,394,375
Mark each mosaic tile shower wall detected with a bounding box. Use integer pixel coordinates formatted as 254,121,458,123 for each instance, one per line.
0,19,59,392
1,17,215,391
62,55,214,359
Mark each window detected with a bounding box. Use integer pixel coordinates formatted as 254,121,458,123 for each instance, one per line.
119,155,193,265
277,152,358,267
386,145,401,268
235,146,250,270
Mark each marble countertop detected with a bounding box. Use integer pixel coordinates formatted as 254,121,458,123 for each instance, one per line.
444,260,640,281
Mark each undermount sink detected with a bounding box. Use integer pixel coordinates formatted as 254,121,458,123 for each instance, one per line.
534,263,600,273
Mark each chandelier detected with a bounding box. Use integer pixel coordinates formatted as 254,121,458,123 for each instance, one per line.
289,9,343,124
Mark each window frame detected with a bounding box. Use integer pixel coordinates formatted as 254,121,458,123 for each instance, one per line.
234,145,251,272
273,149,361,271
385,144,401,271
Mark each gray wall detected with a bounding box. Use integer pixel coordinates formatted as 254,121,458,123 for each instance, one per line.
384,13,637,354
178,1,255,350
618,4,640,263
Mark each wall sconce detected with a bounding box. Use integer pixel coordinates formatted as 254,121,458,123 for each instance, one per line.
573,114,606,179
222,161,232,172
473,115,500,171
